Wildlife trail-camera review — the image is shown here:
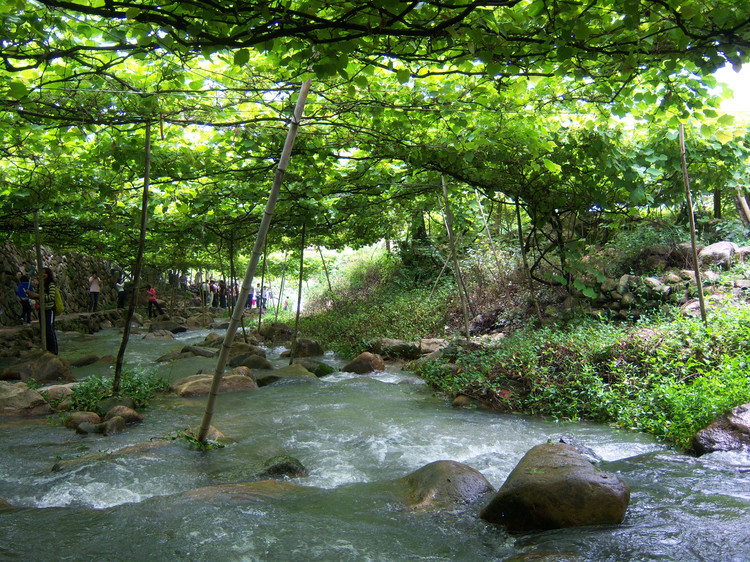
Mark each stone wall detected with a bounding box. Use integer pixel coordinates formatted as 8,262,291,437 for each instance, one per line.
1,242,121,326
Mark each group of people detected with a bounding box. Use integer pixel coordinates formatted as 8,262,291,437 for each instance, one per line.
14,267,296,357
15,267,59,355
196,278,290,312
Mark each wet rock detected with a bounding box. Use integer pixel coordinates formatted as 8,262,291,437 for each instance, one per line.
64,411,102,429
104,405,143,424
181,345,217,358
256,455,308,479
294,359,335,378
291,338,324,357
0,381,53,416
229,353,274,370
143,329,176,341
255,363,317,387
480,443,630,532
0,349,74,384
692,403,750,456
396,460,494,510
171,372,257,397
227,342,266,358
341,352,385,374
103,415,126,435
556,435,602,464
149,320,187,334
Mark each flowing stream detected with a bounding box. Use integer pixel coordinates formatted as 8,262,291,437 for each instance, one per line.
1,328,749,560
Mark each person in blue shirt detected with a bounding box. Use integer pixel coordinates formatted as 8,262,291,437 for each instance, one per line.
16,274,32,325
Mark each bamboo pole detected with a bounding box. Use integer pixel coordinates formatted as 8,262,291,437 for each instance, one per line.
474,189,503,277
33,209,46,350
317,245,335,304
274,250,288,321
198,79,311,443
679,124,707,325
257,240,268,331
441,175,471,341
114,121,152,393
289,223,306,365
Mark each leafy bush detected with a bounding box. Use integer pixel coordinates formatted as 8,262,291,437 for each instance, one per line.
70,369,169,414
417,307,750,451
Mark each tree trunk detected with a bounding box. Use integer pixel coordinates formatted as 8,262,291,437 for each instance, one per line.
114,121,152,393
197,79,311,443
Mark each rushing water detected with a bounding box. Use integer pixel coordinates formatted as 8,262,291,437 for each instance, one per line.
1,328,749,560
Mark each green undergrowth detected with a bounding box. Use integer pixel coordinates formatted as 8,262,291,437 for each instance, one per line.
416,304,750,451
299,254,453,357
65,369,170,415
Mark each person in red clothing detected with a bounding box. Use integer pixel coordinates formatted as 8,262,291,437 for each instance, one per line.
145,284,165,318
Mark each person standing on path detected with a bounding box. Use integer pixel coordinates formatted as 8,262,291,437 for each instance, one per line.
88,272,100,312
115,276,126,309
26,267,58,355
16,274,32,325
145,284,165,318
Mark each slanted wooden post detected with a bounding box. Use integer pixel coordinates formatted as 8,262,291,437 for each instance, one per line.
198,80,312,443
679,124,707,325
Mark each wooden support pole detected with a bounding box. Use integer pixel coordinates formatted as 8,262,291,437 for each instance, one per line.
679,124,707,325
198,80,312,443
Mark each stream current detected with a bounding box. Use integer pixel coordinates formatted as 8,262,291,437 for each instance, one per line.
1,327,749,560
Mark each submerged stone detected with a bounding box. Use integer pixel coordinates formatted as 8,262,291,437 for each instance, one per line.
480,443,630,532
396,460,494,510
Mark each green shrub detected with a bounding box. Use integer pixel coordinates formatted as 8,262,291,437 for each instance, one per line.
70,369,169,414
416,308,750,451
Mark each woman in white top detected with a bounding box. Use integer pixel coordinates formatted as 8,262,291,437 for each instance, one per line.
88,272,101,312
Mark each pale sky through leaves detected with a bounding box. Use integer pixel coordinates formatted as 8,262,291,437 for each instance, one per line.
715,64,750,116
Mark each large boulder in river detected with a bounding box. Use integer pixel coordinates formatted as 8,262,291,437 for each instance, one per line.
228,342,266,359
480,443,630,532
172,368,257,397
0,349,73,384
255,363,317,387
341,352,385,374
692,403,750,455
230,353,274,370
0,381,53,416
699,241,739,270
396,460,494,510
